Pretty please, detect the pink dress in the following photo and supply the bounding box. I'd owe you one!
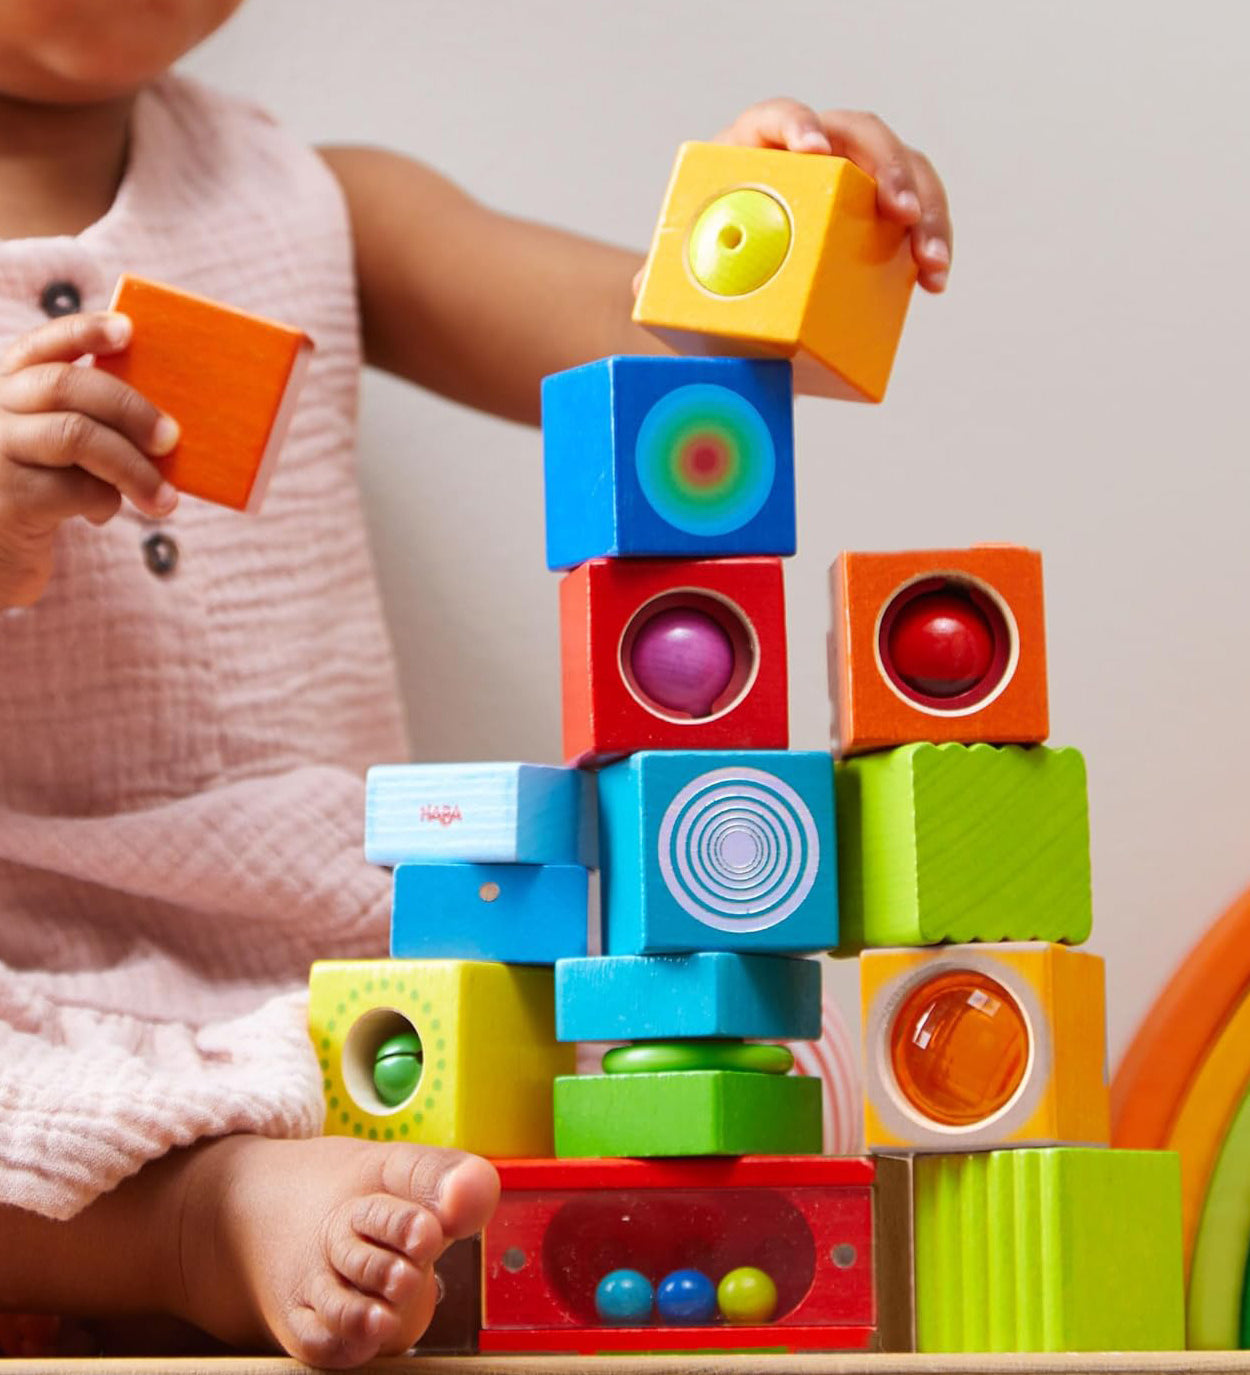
[0,74,408,1220]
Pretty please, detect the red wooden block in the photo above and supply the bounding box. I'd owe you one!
[560,557,788,766]
[483,1155,881,1352]
[828,546,1048,757]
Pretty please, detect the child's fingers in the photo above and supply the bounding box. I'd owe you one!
[817,110,924,224]
[0,311,132,375]
[0,463,122,534]
[1,412,177,518]
[908,149,953,291]
[0,363,180,459]
[713,97,833,154]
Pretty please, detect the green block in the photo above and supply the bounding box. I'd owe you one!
[835,743,1092,950]
[553,1070,822,1158]
[914,1148,1184,1353]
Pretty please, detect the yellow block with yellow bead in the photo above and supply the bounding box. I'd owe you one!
[308,958,574,1157]
[633,141,917,402]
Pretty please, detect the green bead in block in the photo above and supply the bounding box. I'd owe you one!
[687,189,792,296]
[554,1069,821,1158]
[836,742,1092,950]
[373,1030,423,1108]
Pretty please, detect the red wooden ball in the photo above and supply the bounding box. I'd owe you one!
[885,590,996,698]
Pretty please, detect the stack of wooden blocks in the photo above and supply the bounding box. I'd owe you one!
[306,140,1189,1358]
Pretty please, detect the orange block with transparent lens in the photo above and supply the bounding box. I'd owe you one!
[861,943,1109,1153]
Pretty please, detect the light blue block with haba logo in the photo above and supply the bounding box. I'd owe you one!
[366,763,597,868]
[597,750,837,956]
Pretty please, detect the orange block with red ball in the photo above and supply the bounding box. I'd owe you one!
[827,546,1048,757]
[559,557,788,767]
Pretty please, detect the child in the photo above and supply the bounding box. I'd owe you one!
[0,1,952,1366]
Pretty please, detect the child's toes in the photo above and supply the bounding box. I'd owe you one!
[329,1228,417,1305]
[375,1144,500,1241]
[350,1191,443,1266]
[310,1272,401,1364]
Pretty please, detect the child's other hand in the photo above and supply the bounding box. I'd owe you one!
[713,98,951,293]
[0,312,180,609]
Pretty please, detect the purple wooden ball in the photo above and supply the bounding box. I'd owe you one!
[630,607,736,717]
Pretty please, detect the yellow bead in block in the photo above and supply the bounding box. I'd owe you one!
[309,959,575,1157]
[860,942,1110,1152]
[633,142,917,402]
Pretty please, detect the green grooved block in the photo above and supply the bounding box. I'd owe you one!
[836,743,1091,950]
[914,1148,1184,1353]
[553,1070,822,1158]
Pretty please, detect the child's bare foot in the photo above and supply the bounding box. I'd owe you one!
[169,1135,499,1368]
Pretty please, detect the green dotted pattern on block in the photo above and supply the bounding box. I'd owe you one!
[318,972,449,1143]
[553,1069,822,1159]
[835,743,1092,950]
[914,1148,1184,1353]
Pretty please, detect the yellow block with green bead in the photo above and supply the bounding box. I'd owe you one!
[308,958,574,1157]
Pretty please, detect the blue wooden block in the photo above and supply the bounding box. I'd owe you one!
[365,763,597,867]
[598,750,838,956]
[542,355,795,569]
[391,863,588,965]
[554,951,822,1042]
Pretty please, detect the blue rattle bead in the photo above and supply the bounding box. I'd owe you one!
[656,1268,716,1324]
[594,1268,654,1325]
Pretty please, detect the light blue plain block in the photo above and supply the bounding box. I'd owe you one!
[365,762,596,867]
[554,951,822,1042]
[391,863,588,965]
[542,355,796,569]
[598,750,838,956]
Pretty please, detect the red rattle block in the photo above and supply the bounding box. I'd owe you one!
[480,1155,914,1353]
[560,557,788,767]
[96,274,312,512]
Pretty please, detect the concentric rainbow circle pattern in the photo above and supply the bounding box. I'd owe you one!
[657,767,820,932]
[634,384,776,536]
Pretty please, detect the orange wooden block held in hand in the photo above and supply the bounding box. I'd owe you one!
[96,275,312,512]
[828,545,1048,756]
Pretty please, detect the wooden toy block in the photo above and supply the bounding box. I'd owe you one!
[913,1148,1184,1352]
[365,762,596,867]
[542,355,795,569]
[835,743,1091,950]
[391,862,588,965]
[420,1235,481,1354]
[632,142,916,403]
[828,546,1048,757]
[481,1155,880,1353]
[95,274,311,512]
[560,557,788,766]
[597,750,836,956]
[308,959,575,1157]
[872,1155,915,1353]
[554,951,821,1042]
[1188,1075,1250,1348]
[860,943,1109,1152]
[553,1069,822,1159]
[1113,882,1250,1149]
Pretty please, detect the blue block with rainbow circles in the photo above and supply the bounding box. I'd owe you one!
[541,355,795,570]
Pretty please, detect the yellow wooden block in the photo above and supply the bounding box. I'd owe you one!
[308,959,575,1157]
[860,942,1110,1152]
[633,142,917,402]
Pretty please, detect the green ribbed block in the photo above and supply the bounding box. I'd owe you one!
[835,743,1092,950]
[914,1148,1184,1353]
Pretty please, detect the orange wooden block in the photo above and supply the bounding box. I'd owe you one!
[559,557,788,767]
[1113,884,1250,1150]
[828,546,1048,757]
[96,275,312,512]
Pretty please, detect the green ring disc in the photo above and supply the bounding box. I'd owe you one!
[602,1041,794,1076]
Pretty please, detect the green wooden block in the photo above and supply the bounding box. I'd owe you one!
[835,743,1092,950]
[553,1070,822,1158]
[914,1148,1184,1353]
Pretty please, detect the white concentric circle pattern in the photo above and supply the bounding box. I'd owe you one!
[657,767,820,931]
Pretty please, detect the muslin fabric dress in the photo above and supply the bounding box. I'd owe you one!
[0,73,407,1220]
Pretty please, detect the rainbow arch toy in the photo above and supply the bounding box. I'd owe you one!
[1113,883,1250,1347]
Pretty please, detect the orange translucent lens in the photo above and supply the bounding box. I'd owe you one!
[889,970,1029,1126]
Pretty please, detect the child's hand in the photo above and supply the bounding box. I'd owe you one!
[0,312,180,608]
[713,98,952,293]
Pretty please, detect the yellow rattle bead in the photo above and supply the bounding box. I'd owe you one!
[687,189,791,296]
[716,1266,779,1324]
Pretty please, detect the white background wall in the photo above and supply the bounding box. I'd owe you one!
[186,0,1250,1068]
